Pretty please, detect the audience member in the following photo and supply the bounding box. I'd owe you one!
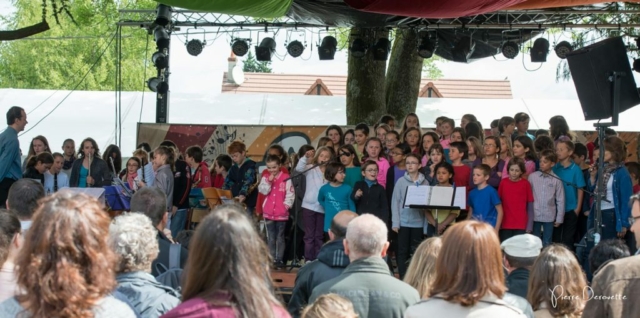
[0,191,136,317]
[588,239,630,278]
[130,187,188,276]
[501,234,542,299]
[0,210,21,302]
[405,221,526,317]
[174,230,195,250]
[301,294,358,318]
[109,213,180,317]
[309,214,420,318]
[289,211,357,317]
[162,204,290,318]
[528,245,587,318]
[5,179,45,231]
[403,237,442,298]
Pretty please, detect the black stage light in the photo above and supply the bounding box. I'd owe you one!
[186,39,204,56]
[555,41,573,59]
[231,39,249,57]
[372,38,391,61]
[154,26,170,51]
[255,37,276,61]
[530,38,550,63]
[287,40,305,58]
[148,77,169,94]
[318,36,337,60]
[151,51,168,69]
[350,38,367,58]
[155,4,172,27]
[417,35,437,59]
[501,41,519,59]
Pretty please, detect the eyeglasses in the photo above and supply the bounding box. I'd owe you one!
[406,162,420,165]
[629,216,640,225]
[365,169,379,173]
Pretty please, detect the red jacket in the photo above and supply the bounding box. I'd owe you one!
[191,162,212,189]
[255,167,289,214]
[258,171,294,221]
[161,295,291,318]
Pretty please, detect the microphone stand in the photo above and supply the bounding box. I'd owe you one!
[283,160,326,272]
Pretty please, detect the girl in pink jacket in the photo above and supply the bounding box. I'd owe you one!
[258,155,295,268]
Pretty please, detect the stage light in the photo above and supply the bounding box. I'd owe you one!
[451,37,476,63]
[186,39,204,56]
[555,41,573,59]
[633,59,640,73]
[350,38,367,58]
[151,52,168,69]
[372,38,391,61]
[255,37,276,61]
[318,36,337,60]
[231,39,249,57]
[155,4,172,27]
[501,41,519,59]
[287,40,305,58]
[154,26,170,51]
[417,35,437,59]
[530,38,550,63]
[147,77,169,94]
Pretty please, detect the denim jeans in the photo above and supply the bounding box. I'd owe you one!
[170,209,188,238]
[533,221,554,247]
[266,220,287,262]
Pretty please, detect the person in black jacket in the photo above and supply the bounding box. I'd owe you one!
[23,153,53,187]
[501,234,542,299]
[159,140,191,238]
[223,141,258,212]
[352,160,389,223]
[288,210,357,318]
[69,138,112,188]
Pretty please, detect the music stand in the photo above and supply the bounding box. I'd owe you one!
[405,185,465,237]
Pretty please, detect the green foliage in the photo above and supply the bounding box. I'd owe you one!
[0,0,157,91]
[241,51,272,73]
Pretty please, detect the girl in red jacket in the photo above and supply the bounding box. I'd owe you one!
[258,155,295,268]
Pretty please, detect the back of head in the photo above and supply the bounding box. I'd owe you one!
[0,209,20,266]
[7,179,45,220]
[182,204,280,317]
[16,190,115,317]
[528,245,587,316]
[329,210,358,239]
[301,294,359,318]
[404,237,443,298]
[345,214,388,259]
[588,239,630,276]
[429,221,505,306]
[109,213,159,274]
[130,187,167,228]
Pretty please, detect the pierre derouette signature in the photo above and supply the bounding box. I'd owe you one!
[549,285,627,308]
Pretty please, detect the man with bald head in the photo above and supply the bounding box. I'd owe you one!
[309,214,419,318]
[288,210,357,317]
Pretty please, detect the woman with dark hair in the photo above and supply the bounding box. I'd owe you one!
[0,210,21,303]
[162,204,290,318]
[343,129,356,146]
[549,115,573,144]
[121,157,142,191]
[464,122,484,142]
[587,136,635,252]
[23,152,54,186]
[325,125,344,155]
[69,137,112,188]
[0,192,136,317]
[405,221,525,317]
[22,135,51,172]
[460,114,478,129]
[470,136,505,190]
[160,140,191,238]
[103,144,123,176]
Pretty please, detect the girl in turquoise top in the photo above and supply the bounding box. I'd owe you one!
[317,162,356,233]
[338,144,362,189]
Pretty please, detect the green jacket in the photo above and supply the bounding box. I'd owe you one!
[309,256,419,318]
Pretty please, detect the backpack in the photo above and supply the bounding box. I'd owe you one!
[155,243,183,292]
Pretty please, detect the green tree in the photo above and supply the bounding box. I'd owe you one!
[242,51,273,73]
[0,0,156,91]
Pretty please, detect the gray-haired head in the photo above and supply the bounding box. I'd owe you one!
[345,214,389,261]
[109,213,159,273]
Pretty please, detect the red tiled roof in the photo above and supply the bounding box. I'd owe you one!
[221,72,513,99]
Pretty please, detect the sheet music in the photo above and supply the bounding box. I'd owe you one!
[430,187,454,206]
[453,187,467,210]
[404,185,431,208]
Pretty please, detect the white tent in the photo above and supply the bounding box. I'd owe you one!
[1,88,637,155]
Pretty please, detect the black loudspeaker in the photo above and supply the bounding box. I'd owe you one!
[566,37,640,121]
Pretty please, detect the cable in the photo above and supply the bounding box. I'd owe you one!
[139,34,150,123]
[26,90,59,115]
[19,30,117,137]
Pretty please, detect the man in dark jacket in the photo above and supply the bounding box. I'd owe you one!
[309,214,419,318]
[501,234,542,299]
[288,210,357,317]
[131,187,188,277]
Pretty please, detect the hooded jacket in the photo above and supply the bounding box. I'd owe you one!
[115,271,180,318]
[391,172,429,229]
[287,239,350,318]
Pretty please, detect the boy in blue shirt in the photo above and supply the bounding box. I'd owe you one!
[552,140,585,252]
[467,164,503,231]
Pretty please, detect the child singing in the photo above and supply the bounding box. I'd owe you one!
[425,162,460,236]
[498,158,534,242]
[318,162,356,235]
[362,137,390,188]
[351,160,389,222]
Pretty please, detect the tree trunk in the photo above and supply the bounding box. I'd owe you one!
[385,29,424,121]
[0,21,50,41]
[346,27,388,125]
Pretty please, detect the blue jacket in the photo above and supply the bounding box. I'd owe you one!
[587,166,633,232]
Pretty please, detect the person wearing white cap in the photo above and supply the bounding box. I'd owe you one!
[501,234,543,299]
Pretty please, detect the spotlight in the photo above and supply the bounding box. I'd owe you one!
[555,41,573,59]
[186,39,204,56]
[501,41,519,59]
[255,37,276,61]
[633,59,640,73]
[287,40,305,58]
[350,38,367,58]
[451,37,476,63]
[417,35,437,59]
[372,38,391,61]
[530,38,550,63]
[231,39,250,57]
[154,26,170,51]
[318,36,337,60]
[155,4,172,27]
[151,51,168,69]
[147,77,169,94]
